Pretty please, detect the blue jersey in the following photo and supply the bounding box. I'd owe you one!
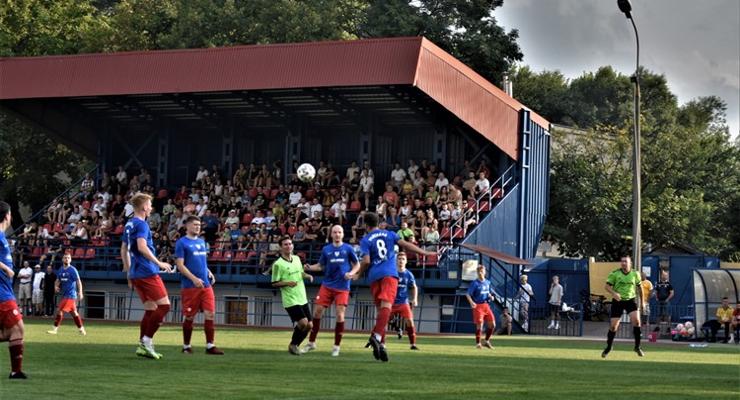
[467,278,492,304]
[318,243,359,291]
[0,232,15,302]
[175,236,211,289]
[58,265,80,299]
[122,217,159,279]
[394,269,416,305]
[360,229,401,283]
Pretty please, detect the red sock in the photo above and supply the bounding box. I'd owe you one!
[54,314,63,327]
[475,328,482,344]
[485,327,494,341]
[309,318,321,342]
[145,304,170,338]
[9,340,23,373]
[373,307,392,337]
[183,319,194,345]
[73,314,83,329]
[140,310,153,340]
[406,325,416,345]
[204,319,215,344]
[334,321,344,346]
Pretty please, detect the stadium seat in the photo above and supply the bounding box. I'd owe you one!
[210,250,223,262]
[440,227,451,239]
[466,199,476,209]
[84,248,96,259]
[157,188,169,199]
[492,188,503,199]
[279,225,286,235]
[234,251,248,261]
[270,188,279,199]
[30,246,45,258]
[262,188,272,199]
[419,253,438,266]
[452,228,465,239]
[43,224,52,233]
[82,200,91,210]
[53,223,64,233]
[287,225,297,236]
[479,201,490,212]
[73,248,86,258]
[111,225,124,235]
[222,251,233,261]
[241,213,253,225]
[348,200,362,212]
[248,188,259,198]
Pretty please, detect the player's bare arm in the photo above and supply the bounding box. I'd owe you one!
[398,239,436,257]
[345,261,361,281]
[466,294,476,309]
[136,237,173,272]
[304,263,323,272]
[302,272,314,283]
[605,283,620,301]
[410,284,418,308]
[77,278,84,301]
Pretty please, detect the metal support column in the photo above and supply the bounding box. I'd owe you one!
[157,125,170,187]
[222,121,234,179]
[518,110,532,259]
[434,125,447,172]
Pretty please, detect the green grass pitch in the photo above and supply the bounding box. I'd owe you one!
[2,320,738,399]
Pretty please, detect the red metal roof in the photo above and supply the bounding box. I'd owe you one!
[461,243,534,265]
[0,37,548,160]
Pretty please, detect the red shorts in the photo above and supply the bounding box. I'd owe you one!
[132,275,168,303]
[314,285,349,308]
[181,287,216,317]
[391,303,413,320]
[58,298,78,313]
[0,300,23,330]
[472,303,494,324]
[370,276,398,306]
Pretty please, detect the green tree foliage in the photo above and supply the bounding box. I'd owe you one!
[517,66,739,260]
[359,0,522,84]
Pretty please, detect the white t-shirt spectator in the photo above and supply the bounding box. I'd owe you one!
[289,191,302,206]
[390,168,406,184]
[123,203,135,218]
[116,170,127,184]
[214,184,224,197]
[195,168,209,181]
[408,164,418,179]
[475,177,490,193]
[434,177,449,192]
[360,175,374,193]
[549,283,563,305]
[346,165,360,180]
[92,201,106,215]
[299,201,311,217]
[310,203,323,219]
[33,269,45,292]
[225,215,240,226]
[18,266,33,285]
[251,216,266,225]
[520,283,533,303]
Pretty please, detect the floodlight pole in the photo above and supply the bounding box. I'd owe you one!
[618,0,641,270]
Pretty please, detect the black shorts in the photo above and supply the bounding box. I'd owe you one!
[285,303,312,323]
[610,298,638,318]
[549,303,560,314]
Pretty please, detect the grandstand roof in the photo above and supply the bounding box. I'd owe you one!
[461,243,534,266]
[0,37,548,160]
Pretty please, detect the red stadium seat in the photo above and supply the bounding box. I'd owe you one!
[73,248,86,258]
[348,200,362,212]
[82,201,91,210]
[210,250,223,262]
[234,251,248,261]
[492,188,503,199]
[287,225,297,236]
[479,201,490,212]
[279,225,286,235]
[111,225,124,235]
[440,228,450,239]
[84,248,96,259]
[222,251,233,261]
[241,213,253,225]
[466,199,476,209]
[270,189,279,199]
[262,188,272,199]
[157,188,169,199]
[452,228,465,239]
[248,188,259,198]
[419,253,438,266]
[53,223,64,233]
[43,224,52,233]
[30,247,45,258]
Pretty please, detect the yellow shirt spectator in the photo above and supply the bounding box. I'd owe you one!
[716,306,733,323]
[640,280,653,304]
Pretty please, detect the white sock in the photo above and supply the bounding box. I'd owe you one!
[142,336,153,347]
[373,333,382,341]
[183,344,192,349]
[206,343,215,349]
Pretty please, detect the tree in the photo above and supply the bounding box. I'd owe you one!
[535,64,740,260]
[359,0,523,84]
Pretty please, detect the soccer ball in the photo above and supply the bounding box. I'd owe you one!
[297,163,316,182]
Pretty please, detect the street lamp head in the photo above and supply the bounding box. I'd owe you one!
[617,0,633,18]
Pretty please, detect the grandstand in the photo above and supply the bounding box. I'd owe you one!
[0,37,551,335]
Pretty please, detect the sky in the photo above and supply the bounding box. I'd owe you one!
[495,0,740,138]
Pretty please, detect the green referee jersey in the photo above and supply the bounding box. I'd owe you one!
[606,268,641,301]
[271,255,307,308]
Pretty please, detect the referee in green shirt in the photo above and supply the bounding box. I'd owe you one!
[272,235,314,355]
[602,256,644,358]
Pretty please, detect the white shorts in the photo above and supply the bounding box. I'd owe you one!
[33,290,44,304]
